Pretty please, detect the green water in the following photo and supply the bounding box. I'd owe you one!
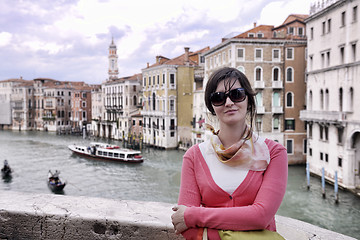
[1,130,359,239]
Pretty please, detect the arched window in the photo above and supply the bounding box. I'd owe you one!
[320,89,324,110]
[152,92,156,111]
[309,90,313,110]
[286,67,293,82]
[339,88,343,111]
[255,67,262,81]
[286,92,293,107]
[273,67,280,81]
[325,89,329,110]
[237,66,245,73]
[133,96,137,106]
[349,87,354,111]
[273,92,280,107]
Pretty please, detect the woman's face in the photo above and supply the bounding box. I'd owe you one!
[212,78,248,126]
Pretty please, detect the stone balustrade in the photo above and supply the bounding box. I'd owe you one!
[0,191,356,240]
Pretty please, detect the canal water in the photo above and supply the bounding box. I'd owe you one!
[0,130,359,239]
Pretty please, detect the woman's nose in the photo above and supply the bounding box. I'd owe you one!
[224,95,234,106]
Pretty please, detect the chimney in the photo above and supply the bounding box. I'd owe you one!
[147,62,149,68]
[254,22,257,28]
[184,47,190,64]
[156,56,160,64]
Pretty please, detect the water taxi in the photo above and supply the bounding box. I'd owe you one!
[68,142,144,163]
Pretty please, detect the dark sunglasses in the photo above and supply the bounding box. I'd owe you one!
[210,88,246,106]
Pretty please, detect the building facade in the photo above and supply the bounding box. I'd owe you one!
[141,47,208,149]
[201,15,308,164]
[300,0,360,189]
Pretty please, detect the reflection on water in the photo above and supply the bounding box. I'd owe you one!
[0,130,359,239]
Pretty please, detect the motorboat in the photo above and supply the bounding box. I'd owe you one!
[68,142,144,163]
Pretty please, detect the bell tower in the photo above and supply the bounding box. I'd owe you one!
[108,37,119,81]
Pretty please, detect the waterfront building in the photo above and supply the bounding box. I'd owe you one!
[10,79,34,130]
[0,78,28,129]
[141,47,208,149]
[300,0,360,190]
[201,15,308,164]
[96,38,143,140]
[101,74,142,140]
[70,83,93,131]
[90,85,102,137]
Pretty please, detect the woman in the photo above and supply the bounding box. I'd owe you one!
[171,67,288,239]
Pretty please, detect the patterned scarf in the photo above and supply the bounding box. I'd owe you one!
[205,124,270,171]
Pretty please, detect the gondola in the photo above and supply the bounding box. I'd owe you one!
[47,170,66,192]
[1,167,12,178]
[1,160,12,178]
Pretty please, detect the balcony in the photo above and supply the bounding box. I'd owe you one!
[299,110,347,125]
[272,106,283,114]
[257,106,265,114]
[272,81,283,89]
[253,81,265,89]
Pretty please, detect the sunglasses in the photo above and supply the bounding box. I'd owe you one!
[210,88,246,106]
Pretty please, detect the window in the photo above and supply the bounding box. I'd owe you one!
[326,51,330,67]
[272,49,280,61]
[288,27,294,35]
[353,6,358,22]
[237,66,245,73]
[255,67,262,81]
[256,117,262,131]
[170,99,175,111]
[153,76,155,85]
[339,88,343,111]
[285,119,295,130]
[163,74,165,84]
[322,21,326,34]
[349,87,354,111]
[286,48,294,60]
[337,127,344,144]
[340,46,345,64]
[170,74,175,85]
[309,148,312,156]
[286,92,293,107]
[255,49,262,61]
[320,152,323,160]
[321,53,325,68]
[286,139,293,154]
[303,139,307,154]
[257,33,263,38]
[338,157,342,167]
[273,92,280,107]
[352,43,357,62]
[273,117,279,131]
[248,33,255,38]
[341,11,346,26]
[327,19,331,33]
[310,27,314,40]
[237,48,244,60]
[286,67,293,82]
[298,27,304,36]
[273,67,280,81]
[256,92,263,107]
[319,89,324,110]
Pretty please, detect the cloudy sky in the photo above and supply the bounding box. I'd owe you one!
[0,0,314,84]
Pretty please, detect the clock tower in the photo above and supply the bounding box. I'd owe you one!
[108,37,119,80]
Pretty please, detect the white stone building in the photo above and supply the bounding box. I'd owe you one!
[300,0,360,189]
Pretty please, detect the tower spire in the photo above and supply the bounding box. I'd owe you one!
[108,37,119,81]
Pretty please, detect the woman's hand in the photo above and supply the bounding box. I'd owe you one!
[171,205,188,234]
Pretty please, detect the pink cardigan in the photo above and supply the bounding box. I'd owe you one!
[178,139,288,240]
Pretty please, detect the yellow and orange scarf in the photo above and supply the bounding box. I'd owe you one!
[206,124,270,171]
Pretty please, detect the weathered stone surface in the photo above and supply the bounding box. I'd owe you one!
[0,191,356,240]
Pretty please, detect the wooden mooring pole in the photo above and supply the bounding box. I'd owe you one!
[306,162,310,190]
